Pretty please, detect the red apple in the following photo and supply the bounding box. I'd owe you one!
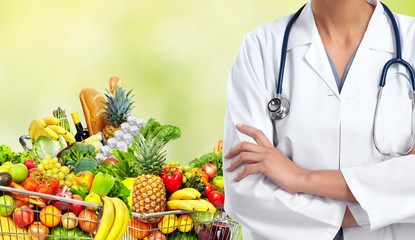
[102,157,119,166]
[202,163,217,179]
[69,195,84,215]
[13,205,34,227]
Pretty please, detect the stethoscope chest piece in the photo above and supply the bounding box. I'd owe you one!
[268,96,290,120]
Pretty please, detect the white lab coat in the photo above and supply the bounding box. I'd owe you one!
[223,0,415,239]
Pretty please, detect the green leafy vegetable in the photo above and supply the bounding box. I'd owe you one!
[0,145,13,165]
[70,183,89,199]
[12,150,36,164]
[189,152,223,176]
[60,143,96,166]
[138,118,181,144]
[32,136,66,159]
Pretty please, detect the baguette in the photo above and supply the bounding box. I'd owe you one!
[79,88,106,135]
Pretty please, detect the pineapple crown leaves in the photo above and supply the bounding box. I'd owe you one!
[131,133,167,175]
[102,85,135,127]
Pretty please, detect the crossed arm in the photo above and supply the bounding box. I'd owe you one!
[225,124,358,227]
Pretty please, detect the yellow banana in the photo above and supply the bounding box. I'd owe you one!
[95,197,115,240]
[181,188,201,198]
[46,125,76,144]
[61,132,76,144]
[112,198,130,240]
[168,188,200,201]
[33,127,59,141]
[28,119,46,142]
[42,116,60,125]
[185,200,209,212]
[167,200,195,211]
[196,199,217,213]
[47,125,68,135]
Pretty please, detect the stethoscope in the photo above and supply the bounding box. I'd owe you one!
[268,3,415,156]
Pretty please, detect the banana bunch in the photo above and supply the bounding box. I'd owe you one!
[95,197,130,240]
[167,188,216,213]
[28,116,76,144]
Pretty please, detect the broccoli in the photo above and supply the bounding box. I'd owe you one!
[60,143,96,166]
[74,157,97,175]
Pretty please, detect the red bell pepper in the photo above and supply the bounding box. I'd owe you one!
[160,166,183,192]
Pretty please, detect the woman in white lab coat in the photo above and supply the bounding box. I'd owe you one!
[223,0,415,239]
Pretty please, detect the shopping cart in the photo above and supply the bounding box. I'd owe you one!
[0,185,101,240]
[123,208,242,240]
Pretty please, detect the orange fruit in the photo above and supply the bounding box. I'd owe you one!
[128,217,149,239]
[40,205,61,227]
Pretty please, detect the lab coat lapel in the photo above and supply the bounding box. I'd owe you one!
[287,2,340,98]
[340,0,395,95]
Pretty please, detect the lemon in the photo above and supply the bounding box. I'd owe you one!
[157,214,178,234]
[177,214,193,232]
[85,193,101,210]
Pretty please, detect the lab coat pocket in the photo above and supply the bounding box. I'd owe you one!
[375,99,413,156]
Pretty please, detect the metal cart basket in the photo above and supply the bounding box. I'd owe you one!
[0,185,101,240]
[123,208,242,240]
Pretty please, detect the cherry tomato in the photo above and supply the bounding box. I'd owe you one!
[22,177,39,192]
[36,185,53,202]
[208,191,225,207]
[28,168,43,178]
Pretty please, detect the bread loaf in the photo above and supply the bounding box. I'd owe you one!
[79,88,106,136]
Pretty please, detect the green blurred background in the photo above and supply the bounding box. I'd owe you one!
[0,0,413,164]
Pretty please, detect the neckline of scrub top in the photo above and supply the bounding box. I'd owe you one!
[324,46,360,93]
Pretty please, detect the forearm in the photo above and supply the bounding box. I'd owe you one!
[299,170,357,202]
[342,206,358,227]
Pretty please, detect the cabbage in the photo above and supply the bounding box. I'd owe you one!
[32,136,67,159]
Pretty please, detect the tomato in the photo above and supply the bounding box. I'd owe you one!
[43,177,59,193]
[204,183,214,197]
[36,185,53,202]
[28,168,43,178]
[22,177,39,192]
[208,191,225,207]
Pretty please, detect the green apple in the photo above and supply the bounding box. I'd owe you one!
[7,164,28,183]
[0,195,14,216]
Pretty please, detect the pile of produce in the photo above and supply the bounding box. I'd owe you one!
[0,76,238,240]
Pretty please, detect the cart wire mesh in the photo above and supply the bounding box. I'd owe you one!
[123,208,242,240]
[0,185,101,240]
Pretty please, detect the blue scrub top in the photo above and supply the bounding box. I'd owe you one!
[325,47,359,93]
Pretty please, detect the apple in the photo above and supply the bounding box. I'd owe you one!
[13,205,34,227]
[69,195,85,215]
[8,164,28,183]
[102,157,119,166]
[202,163,217,179]
[0,195,15,216]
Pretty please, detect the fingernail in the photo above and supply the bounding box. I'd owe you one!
[236,124,243,128]
[224,154,229,159]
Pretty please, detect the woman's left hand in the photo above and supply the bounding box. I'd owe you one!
[225,124,309,193]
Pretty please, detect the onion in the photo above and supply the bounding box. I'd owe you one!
[54,186,73,210]
[198,227,214,240]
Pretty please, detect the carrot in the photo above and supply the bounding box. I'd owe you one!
[10,182,47,207]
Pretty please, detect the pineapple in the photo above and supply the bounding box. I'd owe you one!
[102,85,134,139]
[131,134,167,223]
